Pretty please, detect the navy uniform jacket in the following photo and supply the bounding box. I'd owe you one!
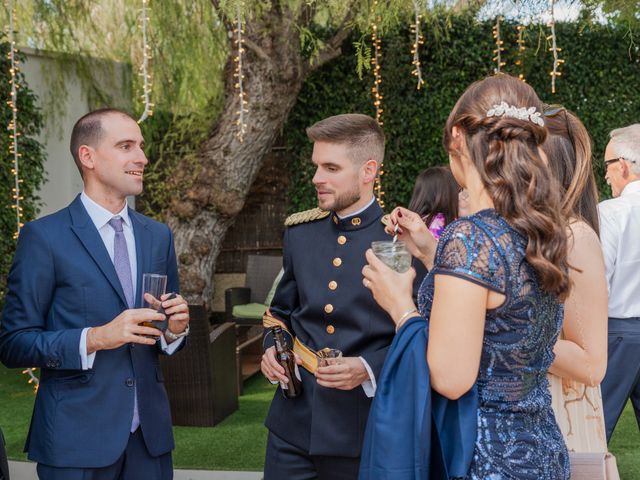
[264,200,395,458]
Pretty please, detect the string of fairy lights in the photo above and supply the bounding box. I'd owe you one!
[137,0,153,123]
[370,0,385,208]
[515,24,527,82]
[4,0,39,391]
[492,16,506,74]
[233,0,248,142]
[547,0,564,93]
[410,0,425,90]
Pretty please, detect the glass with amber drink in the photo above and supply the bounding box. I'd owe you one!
[140,273,168,333]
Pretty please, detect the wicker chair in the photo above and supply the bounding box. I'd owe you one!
[160,305,238,426]
[225,254,282,394]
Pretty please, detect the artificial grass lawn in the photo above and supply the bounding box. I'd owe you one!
[1,363,638,475]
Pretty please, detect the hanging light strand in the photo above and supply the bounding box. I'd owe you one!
[370,0,384,207]
[410,0,425,90]
[492,16,506,74]
[137,0,153,123]
[233,1,248,142]
[547,0,564,94]
[5,0,38,392]
[515,24,526,82]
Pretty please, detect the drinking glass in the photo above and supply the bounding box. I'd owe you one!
[317,348,343,367]
[140,273,168,332]
[371,240,412,273]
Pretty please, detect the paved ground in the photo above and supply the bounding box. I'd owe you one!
[9,461,263,479]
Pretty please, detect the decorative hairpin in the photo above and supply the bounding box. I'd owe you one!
[486,101,544,127]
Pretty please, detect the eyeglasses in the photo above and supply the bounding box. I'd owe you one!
[604,157,623,174]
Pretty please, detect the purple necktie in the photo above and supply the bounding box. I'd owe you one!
[108,217,134,308]
[109,216,140,432]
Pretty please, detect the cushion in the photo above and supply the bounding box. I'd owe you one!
[232,303,267,320]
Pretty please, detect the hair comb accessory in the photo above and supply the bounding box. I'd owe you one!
[486,101,544,127]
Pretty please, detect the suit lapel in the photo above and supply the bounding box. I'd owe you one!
[130,209,152,308]
[68,195,129,308]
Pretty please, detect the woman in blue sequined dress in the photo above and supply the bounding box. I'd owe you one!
[362,75,572,479]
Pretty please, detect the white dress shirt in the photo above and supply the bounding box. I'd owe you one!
[79,192,183,431]
[598,180,640,318]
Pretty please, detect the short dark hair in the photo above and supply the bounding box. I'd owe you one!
[70,108,136,176]
[306,113,385,164]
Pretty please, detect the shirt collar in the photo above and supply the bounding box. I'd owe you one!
[331,196,382,232]
[336,196,376,220]
[80,191,131,231]
[620,180,640,197]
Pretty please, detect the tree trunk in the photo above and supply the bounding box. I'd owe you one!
[165,6,346,307]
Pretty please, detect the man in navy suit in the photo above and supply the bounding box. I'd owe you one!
[260,114,395,479]
[0,109,190,479]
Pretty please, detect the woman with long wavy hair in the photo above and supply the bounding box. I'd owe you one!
[543,106,609,454]
[362,74,571,479]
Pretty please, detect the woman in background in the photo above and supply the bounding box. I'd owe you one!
[408,166,459,240]
[543,105,609,454]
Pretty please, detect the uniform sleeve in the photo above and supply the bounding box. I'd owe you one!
[263,227,296,349]
[0,223,84,370]
[431,218,507,294]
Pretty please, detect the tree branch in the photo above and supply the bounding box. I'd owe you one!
[210,0,235,40]
[307,0,357,73]
[244,37,272,64]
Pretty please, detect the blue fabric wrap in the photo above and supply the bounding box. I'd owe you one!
[359,316,477,480]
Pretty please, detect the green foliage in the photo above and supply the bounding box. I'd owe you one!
[286,12,640,212]
[137,105,221,221]
[0,40,46,303]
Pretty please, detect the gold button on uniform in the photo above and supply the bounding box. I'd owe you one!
[328,281,338,290]
[326,325,335,334]
[324,304,334,314]
[333,257,342,267]
[337,235,347,245]
[351,217,361,226]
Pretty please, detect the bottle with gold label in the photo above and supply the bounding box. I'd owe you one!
[272,326,303,398]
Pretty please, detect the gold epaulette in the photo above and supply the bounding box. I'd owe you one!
[381,214,390,226]
[284,208,331,227]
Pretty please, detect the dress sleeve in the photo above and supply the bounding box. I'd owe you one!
[431,218,507,294]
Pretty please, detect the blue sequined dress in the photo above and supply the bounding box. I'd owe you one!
[418,209,570,480]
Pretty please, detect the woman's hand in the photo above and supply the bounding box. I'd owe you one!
[362,249,416,328]
[386,207,437,270]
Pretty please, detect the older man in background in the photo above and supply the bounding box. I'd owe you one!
[598,123,640,442]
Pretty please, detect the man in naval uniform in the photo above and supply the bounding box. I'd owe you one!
[260,114,395,479]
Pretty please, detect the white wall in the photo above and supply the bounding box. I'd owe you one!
[19,48,131,217]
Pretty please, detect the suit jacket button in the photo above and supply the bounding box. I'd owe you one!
[333,257,342,267]
[337,235,347,245]
[326,325,335,334]
[328,281,338,290]
[126,378,135,387]
[324,304,334,314]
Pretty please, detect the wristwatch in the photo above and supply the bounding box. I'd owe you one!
[165,324,190,341]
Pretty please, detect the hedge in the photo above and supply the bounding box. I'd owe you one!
[0,40,46,306]
[285,12,640,212]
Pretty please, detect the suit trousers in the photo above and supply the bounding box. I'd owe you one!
[264,431,360,480]
[36,429,172,480]
[601,317,640,442]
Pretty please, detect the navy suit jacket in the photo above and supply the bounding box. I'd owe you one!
[0,195,180,468]
[264,201,396,457]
